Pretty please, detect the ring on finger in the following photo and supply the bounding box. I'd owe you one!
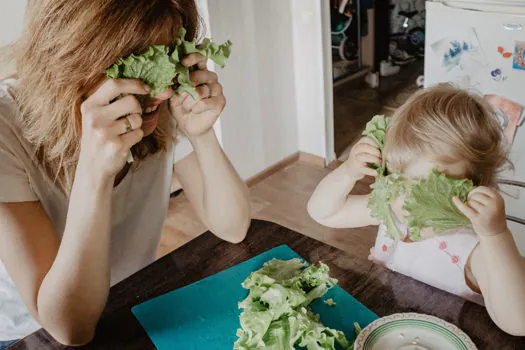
[200,84,211,99]
[124,116,133,133]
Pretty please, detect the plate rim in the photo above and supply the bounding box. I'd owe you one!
[354,312,478,350]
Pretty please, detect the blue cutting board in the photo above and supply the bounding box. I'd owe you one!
[132,245,378,349]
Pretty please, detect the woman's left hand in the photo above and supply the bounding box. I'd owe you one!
[169,53,226,138]
[453,186,508,237]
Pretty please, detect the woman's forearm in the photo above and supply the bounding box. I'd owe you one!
[190,130,250,243]
[307,165,357,221]
[478,229,525,335]
[37,166,113,345]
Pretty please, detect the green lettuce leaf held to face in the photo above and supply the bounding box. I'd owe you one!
[362,115,389,150]
[363,115,407,239]
[234,258,357,350]
[170,28,232,98]
[368,172,407,240]
[105,45,176,96]
[403,169,474,241]
[362,115,390,176]
[105,28,232,98]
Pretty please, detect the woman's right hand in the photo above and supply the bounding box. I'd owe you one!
[345,136,382,181]
[78,79,151,179]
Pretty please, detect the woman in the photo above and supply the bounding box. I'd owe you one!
[0,0,251,347]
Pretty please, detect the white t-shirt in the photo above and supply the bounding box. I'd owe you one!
[0,79,194,341]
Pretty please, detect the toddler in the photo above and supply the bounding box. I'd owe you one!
[308,84,525,336]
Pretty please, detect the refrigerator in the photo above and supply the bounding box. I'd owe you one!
[424,0,525,255]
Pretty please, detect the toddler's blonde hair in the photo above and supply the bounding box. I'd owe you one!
[383,84,510,186]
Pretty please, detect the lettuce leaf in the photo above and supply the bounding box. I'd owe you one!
[105,28,232,98]
[234,259,355,350]
[295,308,350,350]
[171,28,232,98]
[174,28,232,68]
[324,298,336,307]
[368,172,407,240]
[362,115,390,176]
[362,115,389,150]
[369,168,474,241]
[261,316,294,349]
[403,169,474,241]
[362,115,405,240]
[106,45,176,96]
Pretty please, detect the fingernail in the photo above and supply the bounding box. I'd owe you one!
[144,86,151,93]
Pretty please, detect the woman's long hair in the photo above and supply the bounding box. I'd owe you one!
[12,0,200,194]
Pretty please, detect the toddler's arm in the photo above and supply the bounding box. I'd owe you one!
[308,137,380,228]
[454,188,525,336]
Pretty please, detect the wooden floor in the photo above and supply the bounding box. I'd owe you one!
[157,160,378,260]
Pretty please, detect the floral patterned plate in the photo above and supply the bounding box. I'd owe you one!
[354,313,477,350]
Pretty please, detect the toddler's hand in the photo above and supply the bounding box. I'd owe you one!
[345,136,382,181]
[453,187,508,236]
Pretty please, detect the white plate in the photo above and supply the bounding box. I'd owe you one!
[354,313,478,350]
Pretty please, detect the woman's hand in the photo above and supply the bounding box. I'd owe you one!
[79,79,150,179]
[169,53,249,243]
[345,136,382,181]
[453,187,508,236]
[169,53,226,138]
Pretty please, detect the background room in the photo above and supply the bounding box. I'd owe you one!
[2,0,524,257]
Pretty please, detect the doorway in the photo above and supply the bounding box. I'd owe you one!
[329,0,426,161]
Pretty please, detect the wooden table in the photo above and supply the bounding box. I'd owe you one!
[10,220,525,349]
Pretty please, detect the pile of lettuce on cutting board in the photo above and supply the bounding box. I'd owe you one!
[234,258,360,350]
[363,115,475,241]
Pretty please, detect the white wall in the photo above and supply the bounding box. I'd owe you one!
[0,0,27,78]
[207,0,329,179]
[290,0,328,160]
[320,0,336,164]
[0,0,26,47]
[207,0,301,179]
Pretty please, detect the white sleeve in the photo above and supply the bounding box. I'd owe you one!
[172,129,194,165]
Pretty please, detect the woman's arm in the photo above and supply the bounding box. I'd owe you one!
[455,188,525,336]
[170,53,250,243]
[307,137,380,228]
[174,132,250,243]
[0,79,152,345]
[38,169,114,344]
[0,173,113,346]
